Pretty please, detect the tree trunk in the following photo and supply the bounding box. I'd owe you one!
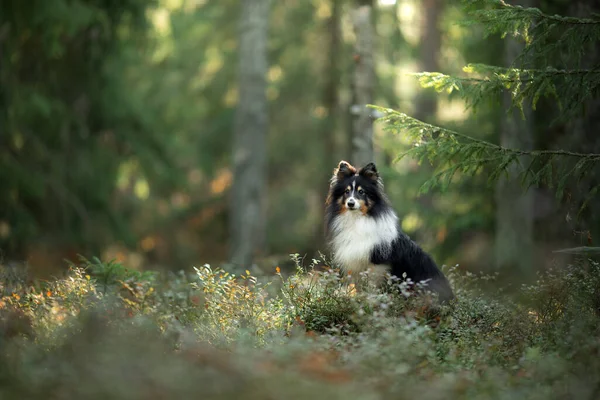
[414,0,441,122]
[494,28,534,275]
[316,0,342,244]
[560,0,600,248]
[350,3,376,168]
[229,0,270,270]
[410,0,442,212]
[322,0,341,166]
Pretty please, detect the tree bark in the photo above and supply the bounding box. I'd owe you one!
[494,24,535,275]
[322,0,341,166]
[229,0,270,269]
[410,0,443,214]
[316,0,342,244]
[350,3,376,168]
[414,0,441,122]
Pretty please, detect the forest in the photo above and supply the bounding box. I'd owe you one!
[1,0,599,398]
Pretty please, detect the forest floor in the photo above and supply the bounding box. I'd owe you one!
[0,255,599,400]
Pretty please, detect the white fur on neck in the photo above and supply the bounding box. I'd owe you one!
[329,210,398,274]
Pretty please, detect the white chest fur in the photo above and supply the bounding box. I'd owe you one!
[329,210,398,274]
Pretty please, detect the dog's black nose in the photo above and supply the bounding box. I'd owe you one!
[347,199,356,208]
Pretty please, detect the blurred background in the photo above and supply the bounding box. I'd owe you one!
[1,0,597,280]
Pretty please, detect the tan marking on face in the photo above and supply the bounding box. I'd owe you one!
[337,196,348,213]
[359,201,368,215]
[357,186,363,192]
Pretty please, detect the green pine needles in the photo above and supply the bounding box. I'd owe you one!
[376,0,600,213]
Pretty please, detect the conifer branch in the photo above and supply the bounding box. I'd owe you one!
[372,106,600,197]
[377,1,600,212]
[462,0,600,69]
[416,66,600,85]
[466,0,600,26]
[413,64,600,120]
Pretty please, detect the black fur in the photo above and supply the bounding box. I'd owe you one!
[325,161,454,303]
[371,233,455,302]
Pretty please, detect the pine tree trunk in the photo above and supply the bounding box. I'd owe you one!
[229,0,270,270]
[494,29,534,275]
[350,3,376,168]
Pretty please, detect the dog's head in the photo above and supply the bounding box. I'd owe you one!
[326,160,385,215]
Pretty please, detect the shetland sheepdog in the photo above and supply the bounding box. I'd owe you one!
[325,160,454,302]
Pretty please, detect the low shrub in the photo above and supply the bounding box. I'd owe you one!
[0,255,598,399]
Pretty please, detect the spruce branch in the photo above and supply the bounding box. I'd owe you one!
[372,106,600,201]
[413,63,600,120]
[461,0,600,68]
[465,0,600,27]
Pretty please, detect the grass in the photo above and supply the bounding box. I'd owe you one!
[1,254,599,399]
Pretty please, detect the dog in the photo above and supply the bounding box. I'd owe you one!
[324,160,454,302]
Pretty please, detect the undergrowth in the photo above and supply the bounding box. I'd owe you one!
[0,255,599,399]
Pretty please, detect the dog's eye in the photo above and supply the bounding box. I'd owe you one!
[358,189,364,195]
[345,188,350,194]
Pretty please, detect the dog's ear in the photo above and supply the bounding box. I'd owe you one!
[358,162,379,182]
[333,160,356,181]
[329,161,356,191]
[327,161,356,204]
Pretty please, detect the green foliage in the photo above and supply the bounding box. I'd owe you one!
[412,1,600,121]
[377,0,600,217]
[1,0,374,265]
[375,107,600,207]
[0,0,174,255]
[0,0,507,272]
[191,264,286,345]
[79,256,157,294]
[463,0,600,65]
[413,64,600,120]
[1,255,600,399]
[279,255,360,334]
